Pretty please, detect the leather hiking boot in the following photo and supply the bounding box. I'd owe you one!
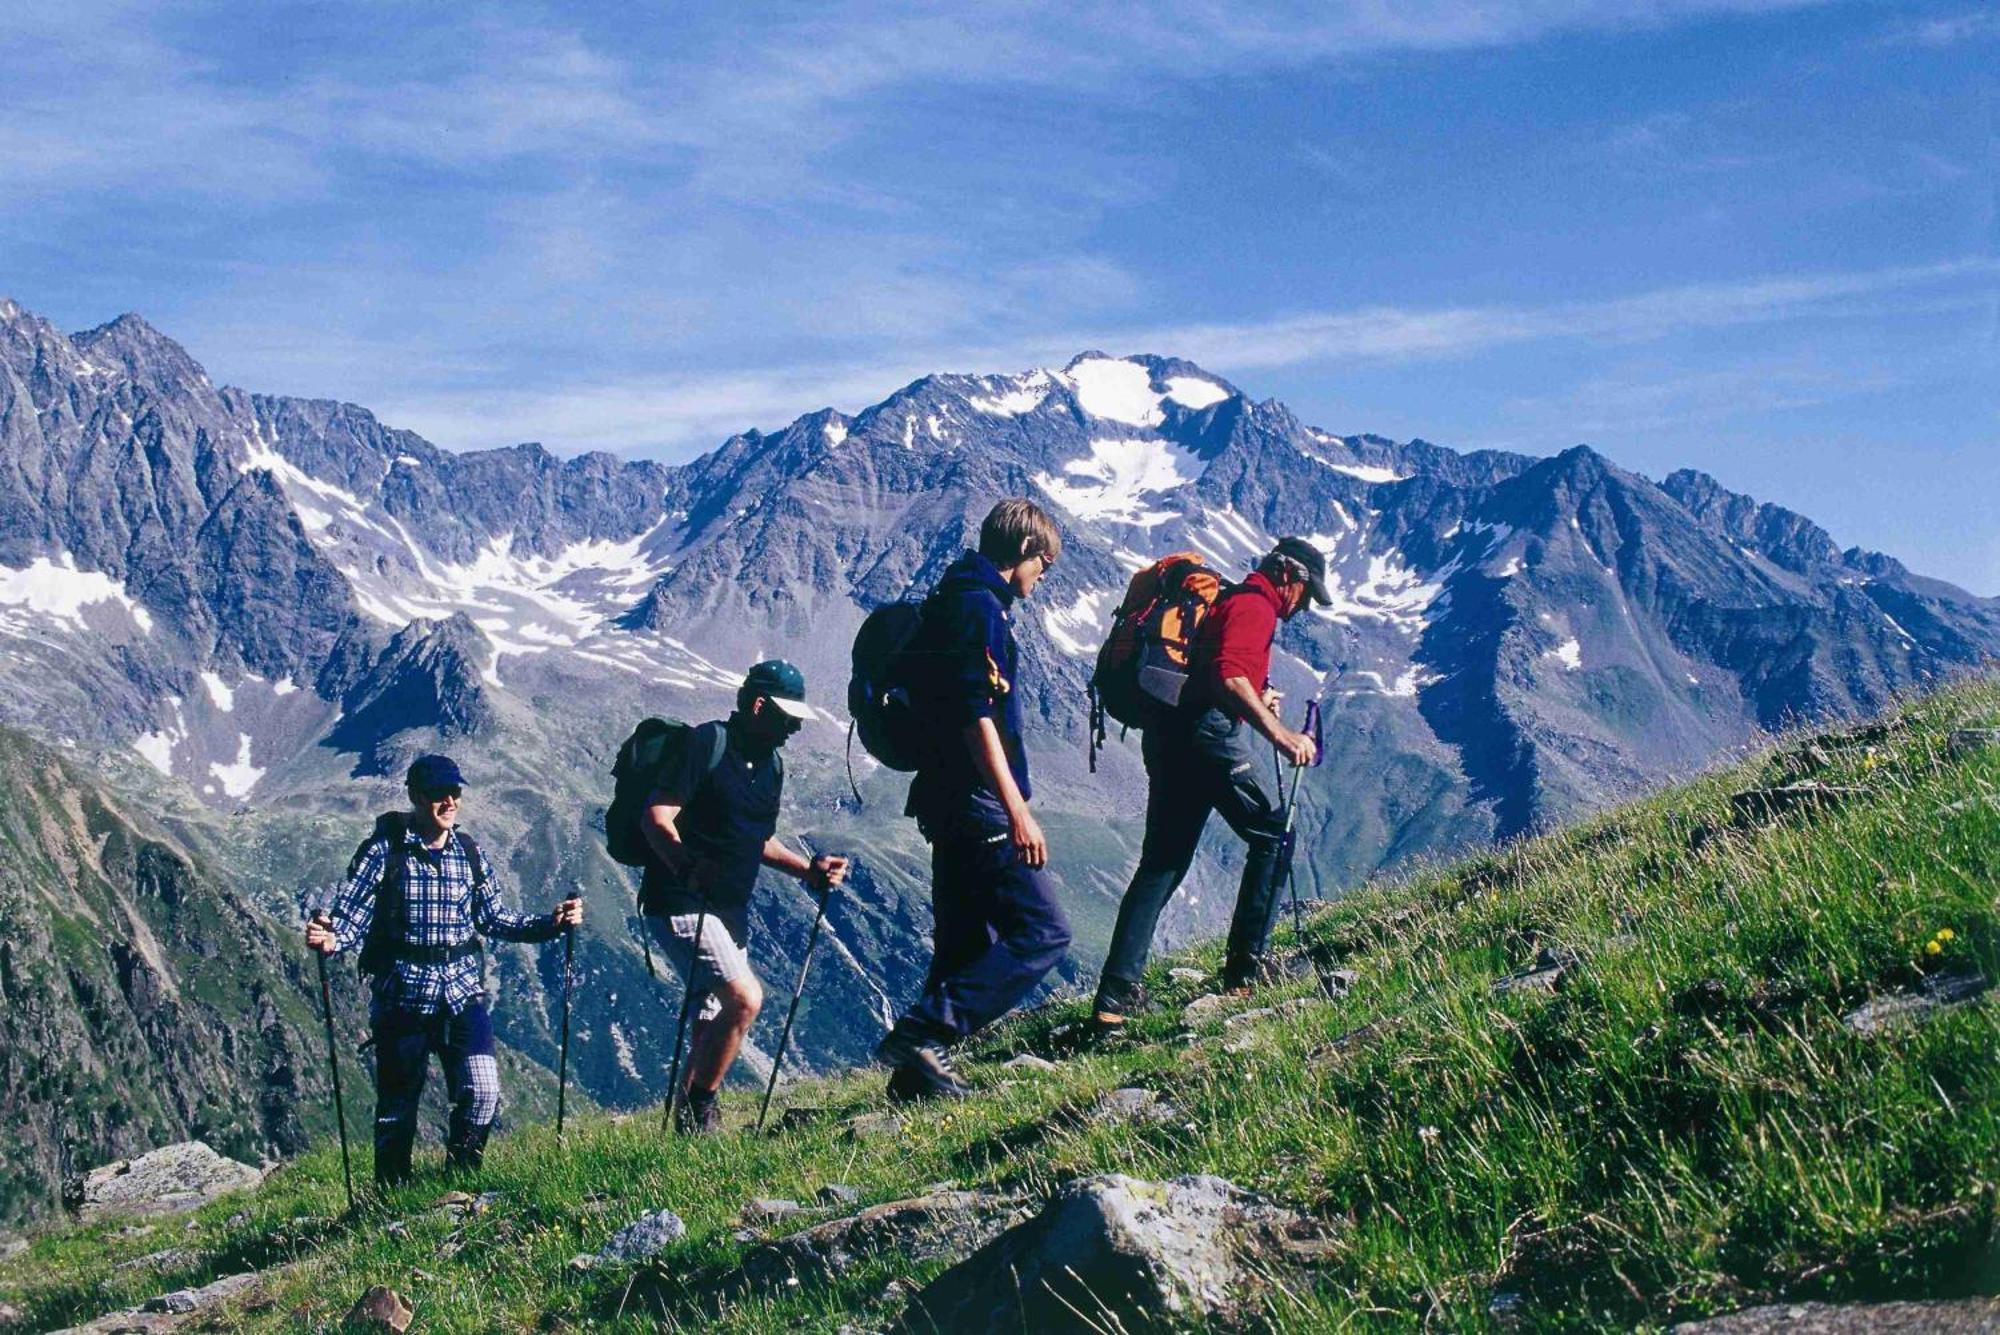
[674,1091,723,1136]
[1085,1011,1134,1048]
[876,1031,970,1102]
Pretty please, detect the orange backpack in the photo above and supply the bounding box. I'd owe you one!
[1088,552,1228,766]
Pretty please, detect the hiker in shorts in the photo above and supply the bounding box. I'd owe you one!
[874,499,1074,1101]
[1089,537,1330,1038]
[306,754,584,1186]
[637,659,849,1134]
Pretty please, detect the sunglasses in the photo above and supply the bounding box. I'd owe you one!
[418,786,463,804]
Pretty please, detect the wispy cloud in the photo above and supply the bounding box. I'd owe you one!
[368,258,2000,455]
[1881,10,2000,47]
[1122,259,2000,372]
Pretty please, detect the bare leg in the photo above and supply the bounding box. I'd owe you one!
[684,975,763,1094]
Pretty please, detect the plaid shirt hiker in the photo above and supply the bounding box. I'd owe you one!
[325,821,559,1015]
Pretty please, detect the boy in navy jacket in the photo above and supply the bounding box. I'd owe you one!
[875,499,1073,1100]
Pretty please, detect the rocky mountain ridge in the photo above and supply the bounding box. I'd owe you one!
[1,296,1995,1201]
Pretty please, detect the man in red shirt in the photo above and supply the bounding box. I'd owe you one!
[1091,537,1329,1032]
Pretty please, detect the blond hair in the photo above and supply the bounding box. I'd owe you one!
[978,498,1063,567]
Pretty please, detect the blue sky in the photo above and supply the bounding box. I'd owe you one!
[4,1,1996,590]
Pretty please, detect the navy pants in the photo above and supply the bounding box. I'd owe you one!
[1096,707,1286,1008]
[899,795,1072,1042]
[370,1002,500,1185]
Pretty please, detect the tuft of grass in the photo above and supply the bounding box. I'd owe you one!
[5,679,2000,1330]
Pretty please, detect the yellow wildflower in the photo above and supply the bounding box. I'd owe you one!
[1925,940,1943,957]
[1937,928,1956,942]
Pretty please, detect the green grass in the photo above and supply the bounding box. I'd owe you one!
[6,679,2000,1331]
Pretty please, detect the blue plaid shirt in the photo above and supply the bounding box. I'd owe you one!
[325,820,559,1015]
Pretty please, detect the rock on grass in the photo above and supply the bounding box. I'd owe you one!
[597,1209,688,1264]
[897,1174,1325,1331]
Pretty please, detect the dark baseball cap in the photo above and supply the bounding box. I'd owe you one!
[741,659,817,721]
[1270,537,1333,607]
[407,753,465,792]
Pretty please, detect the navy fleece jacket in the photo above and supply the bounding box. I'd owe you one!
[905,550,1031,821]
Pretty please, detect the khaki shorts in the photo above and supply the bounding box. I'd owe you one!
[644,913,754,1022]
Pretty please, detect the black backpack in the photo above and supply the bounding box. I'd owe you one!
[353,811,486,978]
[604,718,731,867]
[848,600,932,775]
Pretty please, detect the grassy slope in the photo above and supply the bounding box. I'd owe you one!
[5,678,1999,1331]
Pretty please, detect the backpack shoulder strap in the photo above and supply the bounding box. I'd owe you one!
[455,830,486,886]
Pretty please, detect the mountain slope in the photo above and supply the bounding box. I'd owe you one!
[2,297,1998,1127]
[5,677,1995,1331]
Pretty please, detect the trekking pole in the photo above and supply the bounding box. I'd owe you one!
[310,915,356,1214]
[756,879,831,1133]
[1277,701,1334,993]
[555,899,577,1139]
[661,879,713,1134]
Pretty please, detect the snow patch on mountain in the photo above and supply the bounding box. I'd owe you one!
[1316,553,1447,632]
[1044,589,1112,657]
[967,370,1053,416]
[1034,437,1204,527]
[132,697,188,777]
[200,671,235,712]
[823,420,848,447]
[1546,638,1583,671]
[0,555,155,635]
[1164,376,1229,410]
[209,733,263,799]
[1196,505,1271,562]
[1329,461,1408,484]
[1341,665,1438,698]
[1063,357,1165,427]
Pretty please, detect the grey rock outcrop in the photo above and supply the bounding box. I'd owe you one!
[1843,969,1990,1035]
[898,1174,1323,1331]
[743,1189,1028,1291]
[596,1209,688,1264]
[78,1143,262,1221]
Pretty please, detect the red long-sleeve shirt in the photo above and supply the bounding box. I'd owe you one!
[1188,571,1282,713]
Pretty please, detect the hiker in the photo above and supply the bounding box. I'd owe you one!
[636,659,850,1134]
[875,498,1073,1100]
[1089,537,1330,1037]
[306,754,584,1186]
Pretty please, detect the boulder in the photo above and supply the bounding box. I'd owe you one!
[79,1143,264,1221]
[742,1189,1028,1291]
[1180,993,1238,1027]
[1003,1053,1059,1073]
[43,1271,265,1334]
[1672,1297,2000,1332]
[0,1236,24,1259]
[843,1111,903,1142]
[1092,1088,1177,1125]
[816,1184,862,1208]
[1844,969,1990,1035]
[1168,968,1208,984]
[1492,947,1580,997]
[897,1174,1325,1331]
[597,1209,687,1264]
[344,1285,413,1331]
[1729,783,1862,827]
[1947,729,2000,759]
[743,1198,806,1224]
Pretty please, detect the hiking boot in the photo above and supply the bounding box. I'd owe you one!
[1085,1011,1134,1049]
[876,1030,971,1102]
[674,1090,723,1136]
